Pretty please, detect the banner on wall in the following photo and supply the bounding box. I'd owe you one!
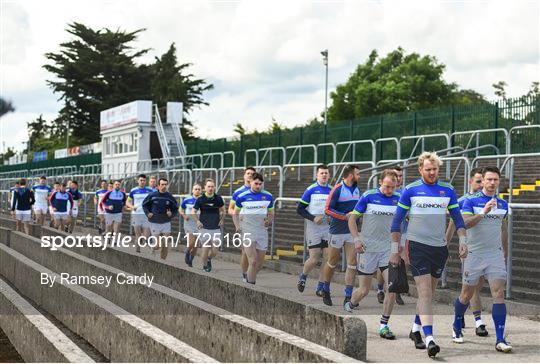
[32,151,48,162]
[100,100,152,131]
[54,149,68,159]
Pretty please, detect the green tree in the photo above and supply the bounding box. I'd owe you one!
[43,22,152,144]
[327,47,486,122]
[233,122,247,136]
[0,147,15,164]
[0,98,15,118]
[492,81,507,99]
[150,43,214,139]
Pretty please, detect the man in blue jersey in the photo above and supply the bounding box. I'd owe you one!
[296,164,332,296]
[180,183,202,267]
[99,180,127,235]
[94,180,108,234]
[321,164,361,306]
[235,173,274,284]
[451,166,512,353]
[229,166,256,281]
[346,170,400,340]
[67,181,83,233]
[32,176,52,226]
[49,183,73,232]
[445,167,488,336]
[390,152,468,358]
[142,178,178,260]
[11,179,35,234]
[127,174,154,253]
[148,175,158,192]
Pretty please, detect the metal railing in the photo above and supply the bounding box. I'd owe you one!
[335,139,376,164]
[285,144,317,165]
[399,133,451,160]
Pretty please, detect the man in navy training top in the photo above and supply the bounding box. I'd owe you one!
[451,166,512,353]
[296,164,332,296]
[99,180,127,236]
[49,183,73,232]
[321,164,361,306]
[67,181,83,233]
[142,178,178,260]
[390,152,468,358]
[11,178,35,234]
[445,167,487,336]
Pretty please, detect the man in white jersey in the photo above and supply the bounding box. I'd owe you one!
[451,166,512,353]
[94,180,108,234]
[180,183,202,267]
[296,165,331,296]
[127,174,153,253]
[32,176,52,225]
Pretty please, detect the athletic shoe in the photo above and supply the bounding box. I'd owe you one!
[242,272,247,283]
[322,291,333,306]
[409,330,426,349]
[343,296,351,307]
[203,263,212,272]
[377,291,385,304]
[476,324,489,337]
[207,258,212,271]
[188,254,194,267]
[427,340,440,357]
[395,293,404,305]
[315,289,323,297]
[297,280,306,293]
[184,251,191,265]
[379,326,396,340]
[452,327,464,343]
[98,227,103,235]
[495,340,512,353]
[343,301,358,312]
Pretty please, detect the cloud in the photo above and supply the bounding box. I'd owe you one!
[0,0,538,149]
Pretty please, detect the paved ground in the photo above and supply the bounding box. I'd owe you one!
[125,245,540,363]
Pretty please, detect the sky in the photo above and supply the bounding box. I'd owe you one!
[1,0,538,152]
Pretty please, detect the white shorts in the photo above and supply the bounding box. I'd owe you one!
[33,205,48,214]
[105,213,122,226]
[131,214,149,229]
[357,250,391,275]
[15,210,32,222]
[198,229,221,247]
[306,227,330,247]
[183,221,198,234]
[244,231,268,251]
[71,207,79,218]
[462,250,507,286]
[54,212,70,222]
[329,233,354,249]
[150,222,171,235]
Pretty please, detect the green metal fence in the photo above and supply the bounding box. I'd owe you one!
[0,153,101,174]
[186,95,539,166]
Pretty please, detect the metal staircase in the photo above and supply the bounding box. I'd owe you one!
[154,104,187,164]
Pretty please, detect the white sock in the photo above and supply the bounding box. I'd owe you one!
[412,322,422,333]
[475,319,484,328]
[379,323,388,330]
[425,335,434,345]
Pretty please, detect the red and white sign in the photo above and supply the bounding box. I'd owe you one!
[100,100,152,131]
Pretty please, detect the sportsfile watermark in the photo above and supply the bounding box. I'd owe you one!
[40,232,254,251]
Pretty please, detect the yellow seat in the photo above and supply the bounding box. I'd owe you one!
[520,184,536,191]
[265,255,279,260]
[293,244,304,252]
[536,180,540,187]
[276,249,297,257]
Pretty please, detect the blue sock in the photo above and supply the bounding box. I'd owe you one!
[344,285,353,298]
[316,281,324,291]
[299,273,307,281]
[473,310,482,322]
[492,303,507,343]
[323,281,330,293]
[453,298,469,332]
[377,283,384,292]
[415,314,422,326]
[422,325,433,338]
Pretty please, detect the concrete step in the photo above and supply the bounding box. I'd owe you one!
[7,230,356,363]
[0,278,95,363]
[0,242,216,363]
[32,226,367,361]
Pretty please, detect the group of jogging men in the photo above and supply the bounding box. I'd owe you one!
[7,151,512,357]
[293,152,512,357]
